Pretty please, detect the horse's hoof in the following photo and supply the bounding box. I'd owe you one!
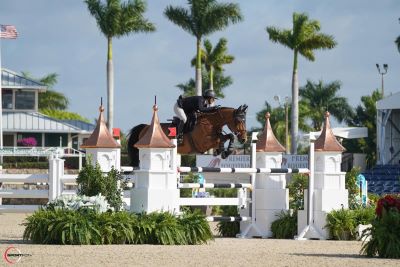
[213,150,220,156]
[221,151,228,159]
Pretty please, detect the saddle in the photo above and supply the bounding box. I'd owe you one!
[172,112,197,134]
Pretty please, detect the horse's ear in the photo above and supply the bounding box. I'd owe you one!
[243,104,248,112]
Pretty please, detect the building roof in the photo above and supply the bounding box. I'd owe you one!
[61,119,95,132]
[135,104,175,148]
[1,68,47,91]
[256,112,285,152]
[314,111,346,152]
[2,111,91,133]
[80,105,120,148]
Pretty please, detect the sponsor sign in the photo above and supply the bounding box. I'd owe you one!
[196,155,251,168]
[281,154,309,169]
[196,154,309,169]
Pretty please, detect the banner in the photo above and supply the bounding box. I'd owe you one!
[196,154,309,169]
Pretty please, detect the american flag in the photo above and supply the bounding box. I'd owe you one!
[0,25,18,39]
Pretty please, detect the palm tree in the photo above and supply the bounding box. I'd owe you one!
[344,90,382,167]
[85,0,155,131]
[266,12,337,154]
[165,0,242,96]
[191,38,234,92]
[176,66,233,97]
[255,101,312,149]
[299,80,354,131]
[21,72,69,110]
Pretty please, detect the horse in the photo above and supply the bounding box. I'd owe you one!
[127,105,248,167]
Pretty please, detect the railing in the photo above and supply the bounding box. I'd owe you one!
[0,160,133,213]
[0,146,86,158]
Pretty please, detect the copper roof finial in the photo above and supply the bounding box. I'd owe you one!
[81,100,121,148]
[256,112,285,152]
[314,111,345,151]
[135,104,175,148]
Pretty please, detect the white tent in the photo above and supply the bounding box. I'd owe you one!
[376,92,400,165]
[308,127,368,140]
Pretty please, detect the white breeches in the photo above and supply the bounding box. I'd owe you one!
[174,102,187,123]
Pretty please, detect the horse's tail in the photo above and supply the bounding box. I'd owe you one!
[127,124,147,168]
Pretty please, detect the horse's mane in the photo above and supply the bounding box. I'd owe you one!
[199,106,235,115]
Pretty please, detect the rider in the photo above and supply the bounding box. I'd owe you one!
[174,90,219,143]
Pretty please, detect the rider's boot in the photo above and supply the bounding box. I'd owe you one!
[177,120,184,145]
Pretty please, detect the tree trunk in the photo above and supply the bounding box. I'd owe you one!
[107,37,114,132]
[195,38,202,96]
[209,66,214,92]
[291,51,299,154]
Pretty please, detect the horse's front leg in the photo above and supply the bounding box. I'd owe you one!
[217,133,235,159]
[213,133,229,157]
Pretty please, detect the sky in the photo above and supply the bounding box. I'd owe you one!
[0,0,399,133]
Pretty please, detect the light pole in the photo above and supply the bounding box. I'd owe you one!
[274,95,290,154]
[376,63,388,97]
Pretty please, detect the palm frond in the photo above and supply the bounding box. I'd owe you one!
[266,27,293,49]
[299,33,337,51]
[164,6,194,36]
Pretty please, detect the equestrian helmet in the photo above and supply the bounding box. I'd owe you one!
[203,90,217,99]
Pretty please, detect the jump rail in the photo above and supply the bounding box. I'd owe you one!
[206,216,251,222]
[178,183,252,189]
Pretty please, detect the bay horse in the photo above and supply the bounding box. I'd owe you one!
[127,105,248,167]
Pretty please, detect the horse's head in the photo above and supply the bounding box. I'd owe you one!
[227,104,248,144]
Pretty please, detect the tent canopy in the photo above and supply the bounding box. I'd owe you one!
[377,92,400,110]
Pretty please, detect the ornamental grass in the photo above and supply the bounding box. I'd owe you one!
[23,209,213,245]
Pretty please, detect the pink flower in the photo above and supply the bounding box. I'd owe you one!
[17,137,37,147]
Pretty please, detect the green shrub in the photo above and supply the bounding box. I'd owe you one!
[3,162,49,169]
[133,212,186,245]
[181,154,196,167]
[23,208,101,245]
[97,211,137,244]
[361,195,400,258]
[179,173,201,198]
[179,209,213,244]
[353,206,375,225]
[368,193,380,205]
[23,209,213,245]
[76,159,125,211]
[325,209,355,240]
[216,206,240,237]
[346,167,361,209]
[287,174,308,210]
[270,210,297,239]
[4,156,47,163]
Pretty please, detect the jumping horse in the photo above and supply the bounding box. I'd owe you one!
[127,105,248,167]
